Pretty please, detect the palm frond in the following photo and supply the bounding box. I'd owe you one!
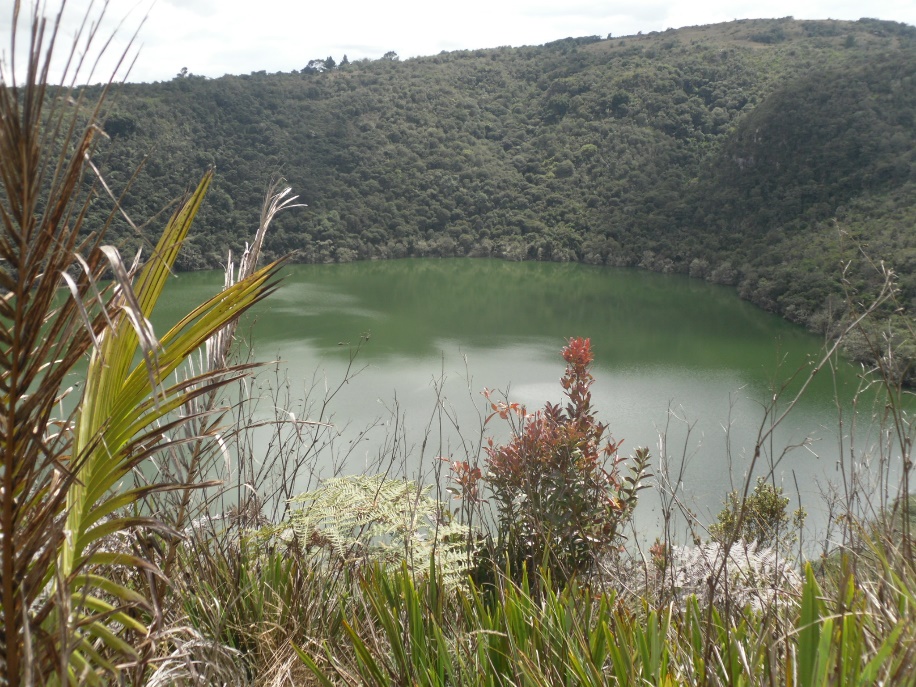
[1,3,289,682]
[1,2,128,680]
[51,171,285,680]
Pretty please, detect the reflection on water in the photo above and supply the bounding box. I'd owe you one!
[153,259,904,544]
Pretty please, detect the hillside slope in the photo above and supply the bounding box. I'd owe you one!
[91,17,916,377]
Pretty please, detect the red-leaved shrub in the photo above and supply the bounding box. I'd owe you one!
[480,337,650,585]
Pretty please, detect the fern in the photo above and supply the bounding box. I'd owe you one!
[664,540,802,613]
[280,475,473,587]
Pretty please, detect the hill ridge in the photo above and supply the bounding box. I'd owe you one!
[90,17,916,379]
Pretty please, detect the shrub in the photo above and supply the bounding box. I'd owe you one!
[0,6,287,681]
[481,337,650,586]
[710,476,806,551]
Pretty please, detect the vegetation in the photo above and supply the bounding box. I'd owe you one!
[88,16,916,378]
[0,5,284,682]
[3,2,916,685]
[278,474,472,586]
[709,476,807,550]
[478,337,650,588]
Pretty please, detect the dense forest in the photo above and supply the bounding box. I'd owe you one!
[91,17,916,377]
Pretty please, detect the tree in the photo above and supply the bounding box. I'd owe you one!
[382,50,399,61]
[304,58,325,73]
[324,55,337,71]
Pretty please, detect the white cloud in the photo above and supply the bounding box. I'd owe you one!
[161,0,220,17]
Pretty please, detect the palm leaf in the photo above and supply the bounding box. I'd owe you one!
[2,3,293,682]
[1,3,129,681]
[52,172,285,680]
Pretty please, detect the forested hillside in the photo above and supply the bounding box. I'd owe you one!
[92,17,916,373]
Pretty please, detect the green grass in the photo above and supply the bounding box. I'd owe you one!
[277,551,914,686]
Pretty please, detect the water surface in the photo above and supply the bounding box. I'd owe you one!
[156,259,894,541]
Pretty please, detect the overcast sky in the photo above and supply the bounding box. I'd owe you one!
[2,0,915,84]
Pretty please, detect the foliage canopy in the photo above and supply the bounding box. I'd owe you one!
[83,18,916,378]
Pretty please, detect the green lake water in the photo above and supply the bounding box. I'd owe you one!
[153,258,900,543]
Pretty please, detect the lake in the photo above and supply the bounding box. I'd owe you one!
[154,258,899,545]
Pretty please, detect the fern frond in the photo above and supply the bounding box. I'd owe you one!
[284,475,474,587]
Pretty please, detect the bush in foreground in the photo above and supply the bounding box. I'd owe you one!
[478,337,651,588]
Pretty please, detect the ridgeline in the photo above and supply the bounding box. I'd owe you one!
[93,17,916,379]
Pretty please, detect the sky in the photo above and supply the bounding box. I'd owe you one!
[2,0,915,84]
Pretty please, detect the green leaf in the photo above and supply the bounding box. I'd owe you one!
[797,564,824,686]
[292,643,337,687]
[859,621,904,684]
